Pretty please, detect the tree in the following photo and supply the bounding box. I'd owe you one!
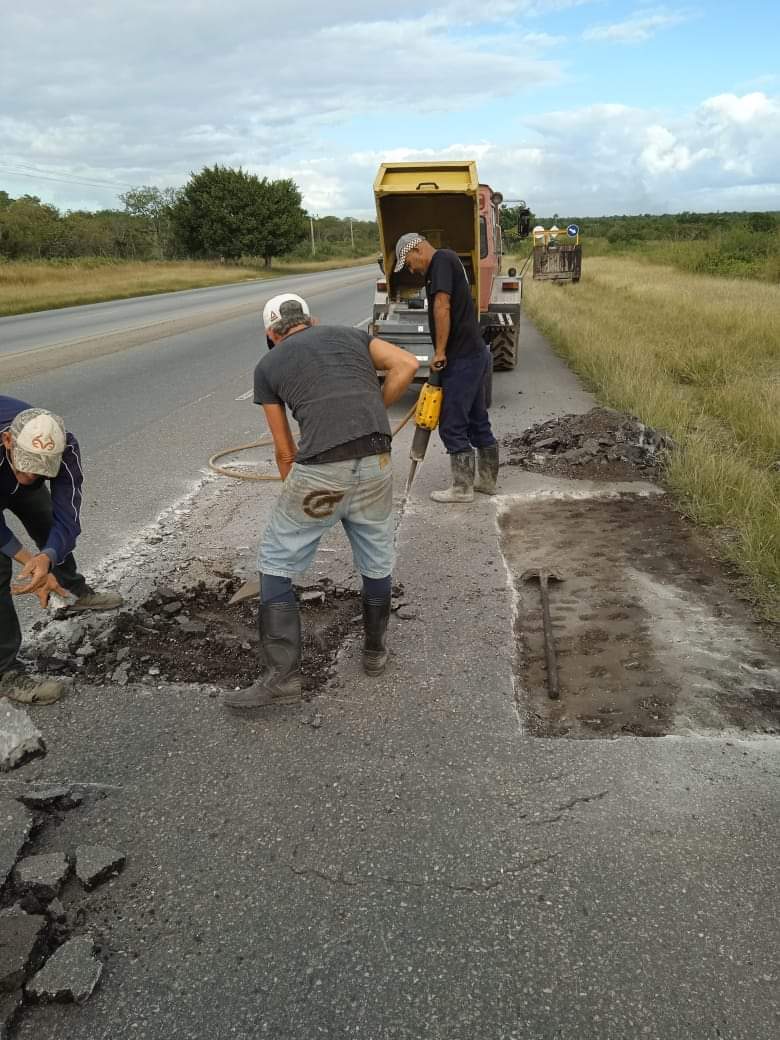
[747,211,776,234]
[0,197,62,258]
[119,185,179,258]
[171,165,263,260]
[255,178,307,267]
[172,165,307,263]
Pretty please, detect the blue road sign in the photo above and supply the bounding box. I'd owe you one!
[567,224,579,237]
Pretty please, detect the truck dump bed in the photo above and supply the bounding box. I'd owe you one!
[374,161,480,308]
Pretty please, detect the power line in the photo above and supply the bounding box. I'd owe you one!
[0,162,135,192]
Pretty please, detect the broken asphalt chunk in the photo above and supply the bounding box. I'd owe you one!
[25,935,102,1005]
[0,989,22,1039]
[0,803,33,887]
[0,906,47,993]
[74,845,126,890]
[0,701,46,772]
[17,784,82,812]
[175,617,207,635]
[111,663,130,685]
[300,589,326,604]
[13,853,70,902]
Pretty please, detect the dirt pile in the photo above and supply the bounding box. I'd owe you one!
[33,579,362,695]
[503,407,674,480]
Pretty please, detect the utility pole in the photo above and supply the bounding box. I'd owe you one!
[310,215,316,257]
[349,218,355,252]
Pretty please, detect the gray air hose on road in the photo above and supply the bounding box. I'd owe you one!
[208,400,418,483]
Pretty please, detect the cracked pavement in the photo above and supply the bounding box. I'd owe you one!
[4,313,779,1039]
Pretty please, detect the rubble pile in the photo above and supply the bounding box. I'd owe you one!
[34,579,362,694]
[503,407,674,479]
[0,784,126,1034]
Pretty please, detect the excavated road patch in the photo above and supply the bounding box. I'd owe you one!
[499,494,779,738]
[33,580,361,696]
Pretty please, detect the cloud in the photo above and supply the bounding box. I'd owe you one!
[0,4,775,219]
[583,7,695,43]
[274,92,780,218]
[0,2,565,209]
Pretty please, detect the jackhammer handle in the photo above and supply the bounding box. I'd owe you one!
[539,575,560,700]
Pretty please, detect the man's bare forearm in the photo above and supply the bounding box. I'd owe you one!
[382,358,419,407]
[433,296,451,359]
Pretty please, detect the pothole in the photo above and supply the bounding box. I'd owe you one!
[33,579,362,695]
[499,495,780,738]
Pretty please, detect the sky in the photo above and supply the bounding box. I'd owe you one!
[1,1,778,218]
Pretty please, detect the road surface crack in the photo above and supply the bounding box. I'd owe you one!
[527,789,610,826]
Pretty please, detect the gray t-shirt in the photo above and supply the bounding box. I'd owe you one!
[253,324,391,463]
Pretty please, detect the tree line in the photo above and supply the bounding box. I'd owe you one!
[0,165,379,265]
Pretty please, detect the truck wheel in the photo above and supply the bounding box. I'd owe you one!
[490,328,518,371]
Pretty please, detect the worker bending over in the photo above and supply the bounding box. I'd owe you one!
[1,398,123,704]
[224,294,418,711]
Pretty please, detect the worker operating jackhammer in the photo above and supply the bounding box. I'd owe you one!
[394,233,499,502]
[223,293,419,712]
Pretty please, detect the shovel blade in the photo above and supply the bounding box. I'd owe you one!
[228,578,260,605]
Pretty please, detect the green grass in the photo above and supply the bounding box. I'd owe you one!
[580,232,780,283]
[0,256,376,317]
[514,254,780,618]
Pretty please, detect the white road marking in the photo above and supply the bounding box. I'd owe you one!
[235,389,253,400]
[355,317,371,328]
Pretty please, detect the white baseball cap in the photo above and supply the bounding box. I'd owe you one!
[262,293,311,330]
[9,408,67,478]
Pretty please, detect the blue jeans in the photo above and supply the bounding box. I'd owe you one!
[439,346,496,454]
[259,454,395,580]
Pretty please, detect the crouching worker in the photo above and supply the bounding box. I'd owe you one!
[224,293,419,711]
[1,398,124,704]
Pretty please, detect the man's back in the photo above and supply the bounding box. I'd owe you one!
[253,325,391,462]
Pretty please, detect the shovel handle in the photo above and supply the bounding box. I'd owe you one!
[539,574,560,700]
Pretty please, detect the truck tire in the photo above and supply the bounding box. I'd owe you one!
[490,327,518,371]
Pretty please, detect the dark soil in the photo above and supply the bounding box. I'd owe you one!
[34,579,362,696]
[499,495,779,738]
[502,407,674,481]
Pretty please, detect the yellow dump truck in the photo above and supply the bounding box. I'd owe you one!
[371,161,522,375]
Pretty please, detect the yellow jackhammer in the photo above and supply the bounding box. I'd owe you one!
[400,367,443,508]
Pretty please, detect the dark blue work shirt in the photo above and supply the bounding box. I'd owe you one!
[425,248,484,359]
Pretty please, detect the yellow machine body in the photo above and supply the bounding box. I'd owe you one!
[414,381,443,431]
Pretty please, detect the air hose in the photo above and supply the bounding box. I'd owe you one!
[208,398,420,482]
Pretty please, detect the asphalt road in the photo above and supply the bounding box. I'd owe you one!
[0,265,376,357]
[2,285,778,1040]
[3,266,378,569]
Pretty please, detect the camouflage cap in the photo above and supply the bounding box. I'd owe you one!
[9,408,67,479]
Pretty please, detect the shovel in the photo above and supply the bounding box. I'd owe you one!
[228,578,260,605]
[521,567,564,700]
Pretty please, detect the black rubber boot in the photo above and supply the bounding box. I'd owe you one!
[223,602,302,709]
[362,595,391,676]
[474,443,499,495]
[430,450,475,503]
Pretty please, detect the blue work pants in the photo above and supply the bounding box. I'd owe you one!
[439,346,496,454]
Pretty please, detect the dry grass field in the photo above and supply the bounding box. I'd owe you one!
[519,256,780,617]
[0,256,375,317]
